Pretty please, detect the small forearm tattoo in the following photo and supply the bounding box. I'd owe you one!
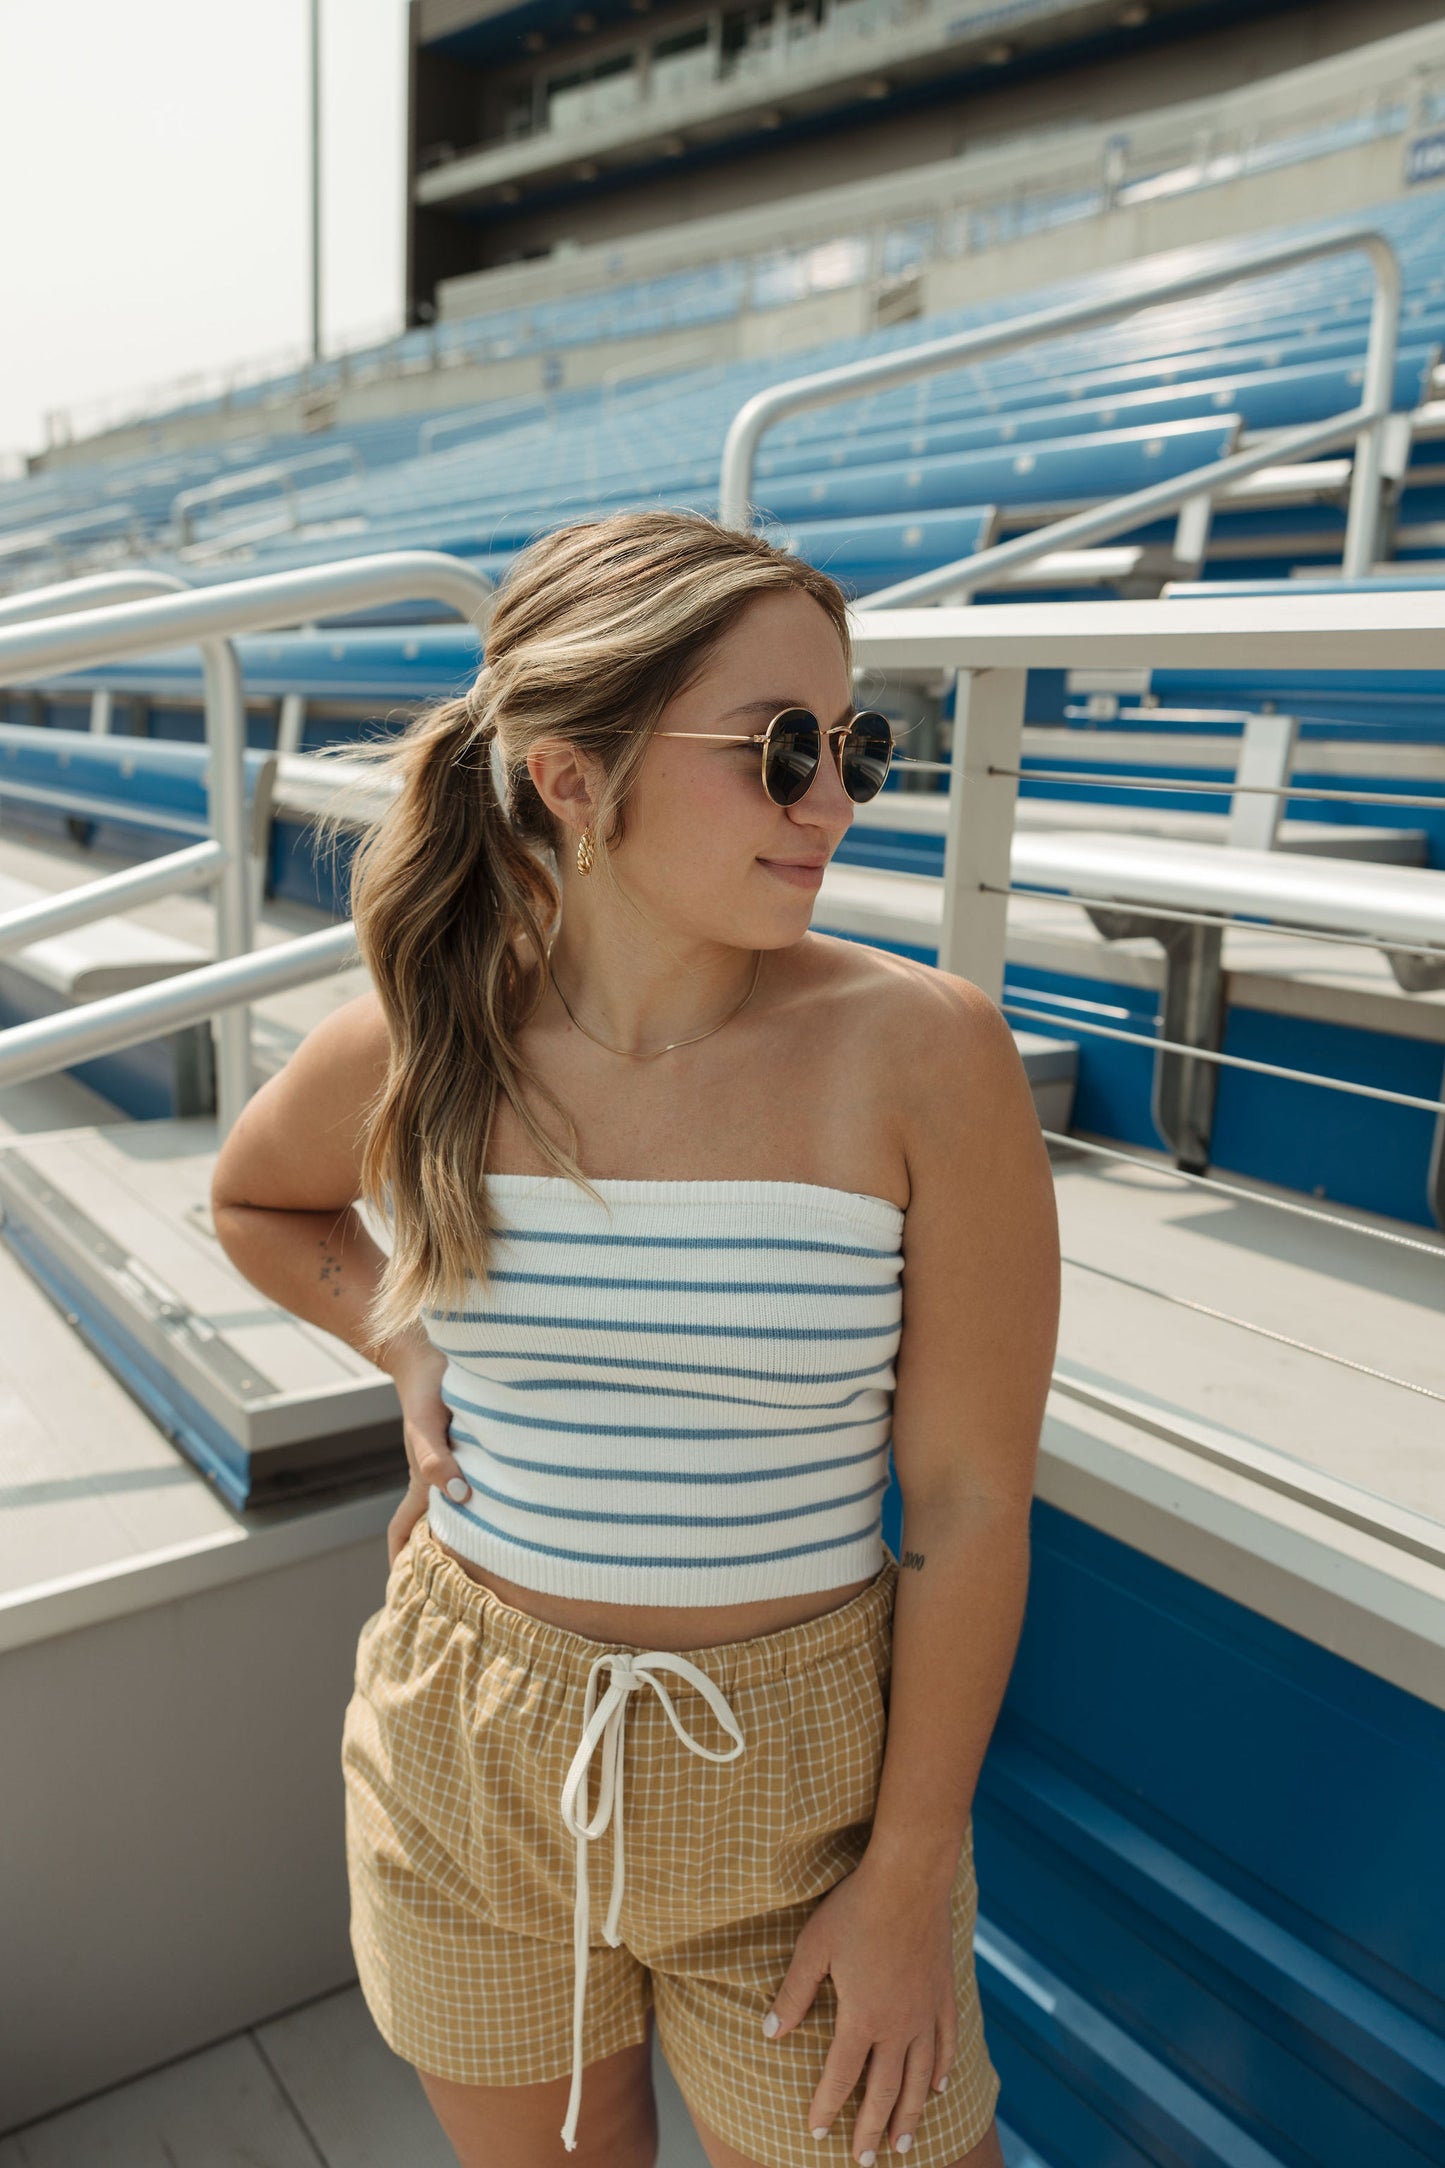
[318,1238,345,1297]
[901,1549,926,1572]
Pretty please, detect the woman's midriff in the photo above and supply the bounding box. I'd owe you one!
[428,1531,877,1651]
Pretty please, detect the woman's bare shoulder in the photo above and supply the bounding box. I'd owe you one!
[801,931,978,1038]
[211,989,392,1213]
[803,934,1015,1124]
[291,986,393,1085]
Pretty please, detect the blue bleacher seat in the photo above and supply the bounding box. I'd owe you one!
[766,507,999,593]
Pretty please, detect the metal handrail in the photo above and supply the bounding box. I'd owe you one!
[858,399,1400,607]
[172,445,366,545]
[0,551,494,1134]
[0,572,203,739]
[842,585,1445,984]
[0,563,262,1121]
[719,219,1401,578]
[0,923,361,1091]
[0,502,142,568]
[0,569,188,628]
[0,553,494,679]
[3,586,1442,1130]
[419,397,556,455]
[0,842,228,957]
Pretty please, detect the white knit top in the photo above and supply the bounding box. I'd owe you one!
[420,1175,906,1606]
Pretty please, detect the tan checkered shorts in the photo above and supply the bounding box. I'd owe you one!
[342,1512,1000,2165]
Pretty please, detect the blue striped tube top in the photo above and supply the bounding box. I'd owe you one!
[420,1174,906,1607]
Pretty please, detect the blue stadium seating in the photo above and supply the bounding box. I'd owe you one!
[765,507,999,593]
[4,187,1445,677]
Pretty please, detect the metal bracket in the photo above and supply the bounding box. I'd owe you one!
[1084,908,1225,1173]
[1429,1072,1445,1234]
[1385,948,1445,994]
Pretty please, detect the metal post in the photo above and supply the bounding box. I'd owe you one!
[1085,903,1226,1172]
[199,641,254,1131]
[939,668,1026,1001]
[1342,237,1402,575]
[1228,712,1298,851]
[310,0,322,366]
[277,692,307,756]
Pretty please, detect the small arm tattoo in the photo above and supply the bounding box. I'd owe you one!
[318,1238,345,1296]
[901,1549,926,1571]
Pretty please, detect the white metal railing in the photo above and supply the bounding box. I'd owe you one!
[0,923,361,1087]
[0,503,141,569]
[845,586,1445,990]
[0,841,230,955]
[0,569,191,628]
[721,220,1402,580]
[418,396,557,455]
[844,589,1445,1257]
[171,447,366,546]
[2,580,1443,1182]
[0,564,265,1121]
[858,402,1406,608]
[0,552,494,1134]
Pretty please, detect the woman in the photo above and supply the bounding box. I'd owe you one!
[211,510,1060,2168]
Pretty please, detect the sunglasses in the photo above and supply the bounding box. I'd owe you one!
[631,708,904,807]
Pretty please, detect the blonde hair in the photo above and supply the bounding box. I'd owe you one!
[309,508,852,1352]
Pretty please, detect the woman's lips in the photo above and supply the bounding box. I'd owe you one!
[759,858,826,888]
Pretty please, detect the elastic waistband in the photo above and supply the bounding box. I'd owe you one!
[403,1513,898,1692]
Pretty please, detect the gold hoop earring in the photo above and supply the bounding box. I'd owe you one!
[576,827,594,875]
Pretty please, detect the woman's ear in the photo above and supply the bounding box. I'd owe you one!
[524,737,598,833]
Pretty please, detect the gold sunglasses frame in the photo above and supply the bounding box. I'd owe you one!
[621,708,923,806]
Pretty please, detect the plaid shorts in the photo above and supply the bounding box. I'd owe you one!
[341,1512,1001,2165]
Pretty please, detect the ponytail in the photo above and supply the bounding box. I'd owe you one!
[307,686,591,1352]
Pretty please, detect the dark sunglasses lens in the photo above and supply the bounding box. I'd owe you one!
[840,711,893,802]
[762,709,821,806]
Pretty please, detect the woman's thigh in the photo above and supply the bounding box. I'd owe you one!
[415,2019,659,2168]
[688,2106,1006,2168]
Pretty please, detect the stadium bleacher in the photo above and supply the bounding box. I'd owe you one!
[5,27,1445,2164]
[6,180,1441,1260]
[6,190,1443,618]
[1,188,1440,1184]
[0,191,1441,738]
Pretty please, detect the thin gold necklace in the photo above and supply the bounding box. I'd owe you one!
[545,938,764,1061]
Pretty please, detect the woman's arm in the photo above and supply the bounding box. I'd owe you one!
[761,972,1061,2166]
[210,992,418,1371]
[862,975,1060,1889]
[209,991,474,1558]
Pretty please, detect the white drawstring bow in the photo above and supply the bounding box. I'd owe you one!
[557,1647,746,2151]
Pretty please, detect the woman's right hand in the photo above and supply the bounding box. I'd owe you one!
[385,1342,472,1569]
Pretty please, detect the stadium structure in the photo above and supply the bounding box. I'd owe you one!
[1,1,1443,2161]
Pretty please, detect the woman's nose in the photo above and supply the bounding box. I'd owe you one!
[805,733,858,821]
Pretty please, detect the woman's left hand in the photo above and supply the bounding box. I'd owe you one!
[762,1852,957,2163]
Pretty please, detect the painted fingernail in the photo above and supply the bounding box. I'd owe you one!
[762,2011,780,2037]
[445,1477,470,1502]
[812,2126,829,2141]
[895,2138,914,2155]
[934,2073,950,2090]
[860,2152,877,2166]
